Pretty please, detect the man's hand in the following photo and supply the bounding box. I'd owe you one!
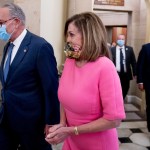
[44,124,52,137]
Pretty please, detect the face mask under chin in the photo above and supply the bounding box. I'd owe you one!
[0,19,16,41]
[0,25,11,41]
[64,43,81,59]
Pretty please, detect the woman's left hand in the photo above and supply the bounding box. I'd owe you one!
[45,126,72,145]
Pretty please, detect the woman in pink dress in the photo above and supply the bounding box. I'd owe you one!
[45,12,125,150]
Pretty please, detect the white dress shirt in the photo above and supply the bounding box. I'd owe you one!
[115,45,127,72]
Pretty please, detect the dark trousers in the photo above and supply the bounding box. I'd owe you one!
[0,122,52,150]
[145,87,150,132]
[118,72,130,100]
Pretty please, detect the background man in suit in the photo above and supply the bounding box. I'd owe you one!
[0,3,59,150]
[111,34,136,100]
[137,43,150,132]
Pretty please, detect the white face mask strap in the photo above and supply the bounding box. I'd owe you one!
[5,18,15,27]
[6,18,17,36]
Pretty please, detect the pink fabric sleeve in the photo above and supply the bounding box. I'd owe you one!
[99,59,126,120]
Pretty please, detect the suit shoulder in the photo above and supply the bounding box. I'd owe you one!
[110,47,116,54]
[31,33,48,44]
[110,46,116,51]
[126,45,133,49]
[142,43,150,48]
[27,31,50,46]
[27,31,54,53]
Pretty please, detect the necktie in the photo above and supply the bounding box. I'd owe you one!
[3,43,14,81]
[120,48,124,72]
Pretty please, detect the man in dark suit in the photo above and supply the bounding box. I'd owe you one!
[137,43,150,132]
[0,3,59,150]
[111,34,136,100]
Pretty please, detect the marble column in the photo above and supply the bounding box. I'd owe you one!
[145,0,150,42]
[68,0,94,17]
[40,0,68,69]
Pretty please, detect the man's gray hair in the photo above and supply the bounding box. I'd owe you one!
[3,3,26,25]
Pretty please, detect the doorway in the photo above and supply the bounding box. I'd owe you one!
[112,26,127,43]
[106,26,127,45]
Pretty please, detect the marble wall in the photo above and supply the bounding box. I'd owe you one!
[40,0,68,71]
[68,0,94,17]
[14,0,41,35]
[145,0,150,42]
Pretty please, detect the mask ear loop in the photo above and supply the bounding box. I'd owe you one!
[6,18,18,38]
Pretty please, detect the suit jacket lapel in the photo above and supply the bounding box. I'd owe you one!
[125,46,129,62]
[112,47,116,65]
[6,31,31,83]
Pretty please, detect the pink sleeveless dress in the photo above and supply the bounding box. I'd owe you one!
[58,57,125,150]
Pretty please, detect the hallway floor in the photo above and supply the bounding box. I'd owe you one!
[52,103,150,150]
[118,103,150,150]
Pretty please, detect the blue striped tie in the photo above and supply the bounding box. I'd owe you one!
[4,43,14,81]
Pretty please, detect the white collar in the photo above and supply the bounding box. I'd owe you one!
[13,29,27,47]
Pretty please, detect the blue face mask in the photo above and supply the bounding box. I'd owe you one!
[0,25,11,41]
[117,40,125,47]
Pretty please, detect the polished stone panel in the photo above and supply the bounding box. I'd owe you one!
[130,133,150,147]
[118,121,147,129]
[141,128,149,133]
[119,143,148,150]
[125,112,141,120]
[119,137,132,143]
[117,128,132,138]
[124,104,139,112]
[52,143,63,150]
[130,128,143,133]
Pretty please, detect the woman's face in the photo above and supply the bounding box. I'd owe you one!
[66,22,82,51]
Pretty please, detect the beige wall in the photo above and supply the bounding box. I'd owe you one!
[15,0,41,35]
[145,0,150,42]
[68,0,94,17]
[40,0,68,71]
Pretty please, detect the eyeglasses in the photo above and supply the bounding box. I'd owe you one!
[0,18,15,27]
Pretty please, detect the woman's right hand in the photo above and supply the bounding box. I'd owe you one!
[45,125,73,145]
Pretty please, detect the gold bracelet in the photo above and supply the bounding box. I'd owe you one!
[74,126,79,135]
